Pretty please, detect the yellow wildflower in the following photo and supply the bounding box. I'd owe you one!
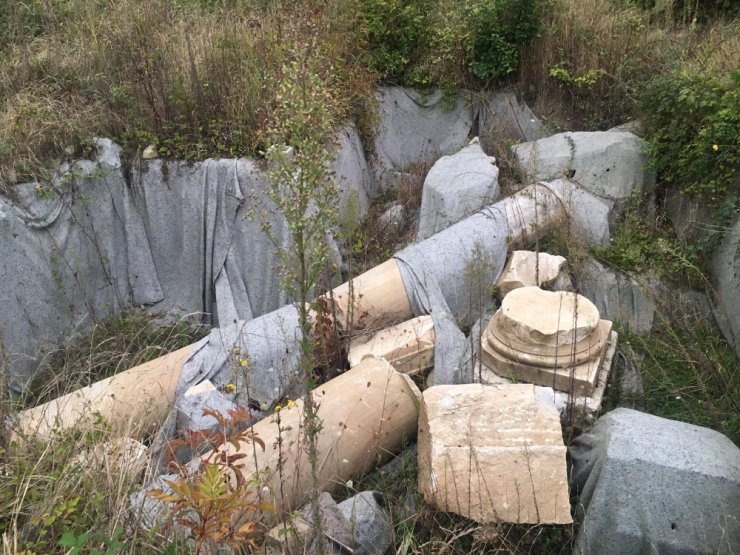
[712,144,719,151]
[287,399,296,409]
[239,358,248,367]
[224,383,236,394]
[275,404,282,413]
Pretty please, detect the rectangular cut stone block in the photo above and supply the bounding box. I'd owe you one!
[480,319,613,397]
[481,331,619,429]
[418,384,572,524]
[348,315,435,375]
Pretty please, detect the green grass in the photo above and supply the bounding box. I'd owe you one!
[1,309,208,554]
[626,320,739,444]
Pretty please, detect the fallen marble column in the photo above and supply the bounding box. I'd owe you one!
[133,357,421,526]
[17,180,608,438]
[16,346,193,439]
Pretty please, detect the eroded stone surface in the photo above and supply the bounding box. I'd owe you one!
[348,315,435,375]
[418,383,572,524]
[495,251,567,298]
[571,409,740,554]
[494,287,601,348]
[513,131,654,213]
[481,287,612,396]
[417,140,499,240]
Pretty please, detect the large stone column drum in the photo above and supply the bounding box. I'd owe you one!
[481,287,613,396]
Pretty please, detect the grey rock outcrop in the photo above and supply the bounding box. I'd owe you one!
[570,408,740,555]
[476,91,548,143]
[577,256,716,337]
[711,214,740,357]
[513,131,655,225]
[1,123,377,391]
[417,140,499,240]
[577,258,658,335]
[331,125,375,218]
[337,491,393,555]
[371,87,474,191]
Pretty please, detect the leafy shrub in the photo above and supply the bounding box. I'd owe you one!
[642,68,739,200]
[593,199,706,286]
[359,0,432,80]
[467,0,544,81]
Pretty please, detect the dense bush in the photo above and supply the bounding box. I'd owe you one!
[359,0,544,86]
[467,0,544,81]
[359,0,432,80]
[642,68,739,199]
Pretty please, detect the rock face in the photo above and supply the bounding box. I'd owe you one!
[371,87,474,191]
[418,383,572,524]
[577,257,657,336]
[0,126,375,391]
[513,131,654,224]
[417,140,500,240]
[711,214,740,357]
[337,491,393,555]
[477,91,548,143]
[331,124,376,218]
[481,287,613,396]
[495,250,567,297]
[570,408,740,554]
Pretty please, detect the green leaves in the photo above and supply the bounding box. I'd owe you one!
[642,68,739,200]
[58,527,125,555]
[467,0,544,81]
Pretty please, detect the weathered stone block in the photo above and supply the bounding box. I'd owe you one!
[417,140,499,240]
[418,383,572,524]
[571,408,740,554]
[348,315,434,375]
[495,250,567,298]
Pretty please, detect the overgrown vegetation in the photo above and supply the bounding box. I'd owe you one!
[1,310,209,554]
[592,198,708,285]
[643,69,739,199]
[627,320,739,443]
[21,309,208,409]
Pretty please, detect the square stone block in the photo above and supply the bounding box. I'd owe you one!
[418,383,572,524]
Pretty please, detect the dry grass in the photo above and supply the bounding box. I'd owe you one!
[518,0,739,130]
[20,309,208,410]
[0,0,374,188]
[0,311,210,553]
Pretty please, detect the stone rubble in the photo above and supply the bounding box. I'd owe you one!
[495,250,567,298]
